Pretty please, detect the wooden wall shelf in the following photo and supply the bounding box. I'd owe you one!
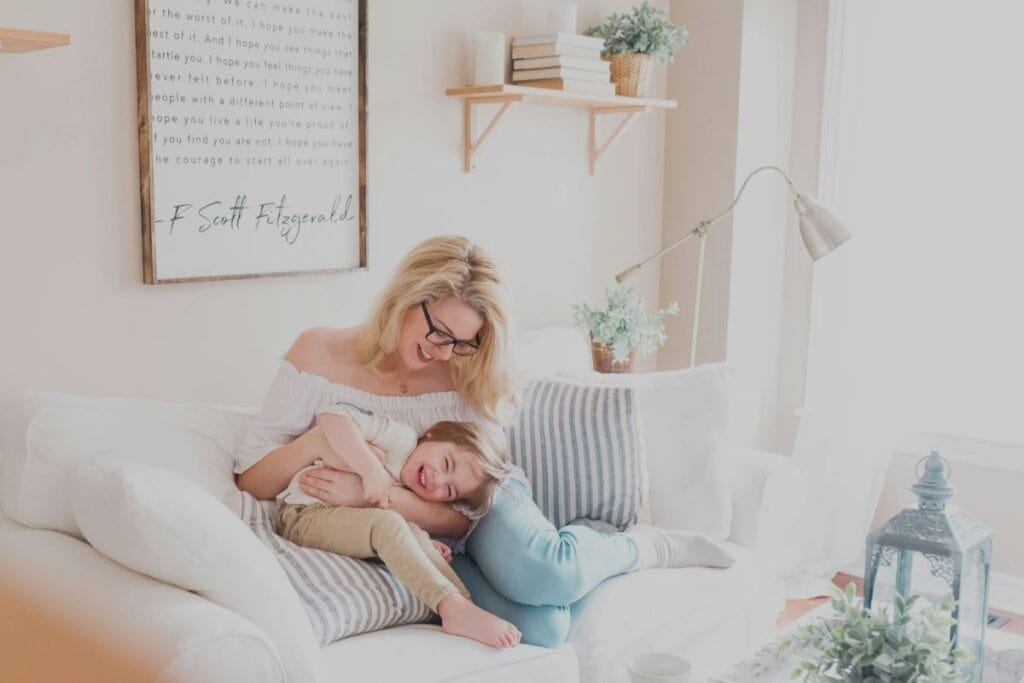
[446,84,677,174]
[0,28,71,54]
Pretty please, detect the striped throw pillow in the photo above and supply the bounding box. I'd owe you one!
[508,380,647,530]
[239,495,433,645]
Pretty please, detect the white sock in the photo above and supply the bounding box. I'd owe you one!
[624,524,736,571]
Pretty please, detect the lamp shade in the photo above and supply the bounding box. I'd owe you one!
[796,193,851,260]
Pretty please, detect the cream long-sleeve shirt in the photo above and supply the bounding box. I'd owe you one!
[277,401,419,506]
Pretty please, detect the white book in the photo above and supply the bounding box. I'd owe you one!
[513,56,610,73]
[511,43,603,60]
[512,67,610,83]
[525,79,617,95]
[511,33,605,49]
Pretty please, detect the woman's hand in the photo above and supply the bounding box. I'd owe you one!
[299,469,374,507]
[299,470,472,538]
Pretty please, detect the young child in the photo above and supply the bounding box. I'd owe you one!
[276,402,520,649]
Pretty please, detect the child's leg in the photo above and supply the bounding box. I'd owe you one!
[280,504,462,611]
[280,503,521,648]
[404,522,471,600]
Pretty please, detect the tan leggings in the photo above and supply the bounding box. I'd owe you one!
[278,503,470,611]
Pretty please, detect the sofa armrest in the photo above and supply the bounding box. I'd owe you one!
[726,448,805,581]
[0,509,286,683]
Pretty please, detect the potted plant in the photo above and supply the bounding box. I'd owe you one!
[572,286,678,373]
[584,1,691,97]
[781,583,974,682]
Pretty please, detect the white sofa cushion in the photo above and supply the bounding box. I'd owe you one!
[558,363,736,540]
[568,545,773,682]
[508,379,646,529]
[0,508,287,683]
[321,624,579,683]
[69,460,322,683]
[0,391,250,536]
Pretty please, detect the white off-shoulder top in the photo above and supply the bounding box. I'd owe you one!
[233,359,496,473]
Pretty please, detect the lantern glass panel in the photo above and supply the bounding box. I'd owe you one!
[956,546,988,669]
[868,545,955,609]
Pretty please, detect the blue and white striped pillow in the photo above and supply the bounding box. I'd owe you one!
[508,380,647,530]
[239,495,433,645]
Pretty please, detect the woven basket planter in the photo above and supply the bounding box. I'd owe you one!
[591,341,635,374]
[605,53,656,97]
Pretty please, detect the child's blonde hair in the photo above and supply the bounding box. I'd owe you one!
[419,420,511,513]
[354,236,516,425]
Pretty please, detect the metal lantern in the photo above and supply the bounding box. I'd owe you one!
[864,451,993,681]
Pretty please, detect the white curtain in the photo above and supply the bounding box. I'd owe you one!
[787,0,1024,597]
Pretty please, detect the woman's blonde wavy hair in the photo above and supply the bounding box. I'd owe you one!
[355,236,515,424]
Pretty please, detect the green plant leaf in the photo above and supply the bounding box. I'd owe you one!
[583,1,691,63]
[571,285,678,360]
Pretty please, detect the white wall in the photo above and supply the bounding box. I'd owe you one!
[773,0,829,455]
[0,0,667,410]
[725,0,799,449]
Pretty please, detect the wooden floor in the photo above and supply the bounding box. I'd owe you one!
[779,573,1024,636]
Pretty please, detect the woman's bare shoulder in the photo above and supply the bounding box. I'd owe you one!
[285,326,362,378]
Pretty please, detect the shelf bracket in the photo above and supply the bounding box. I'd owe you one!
[588,106,647,175]
[462,95,522,173]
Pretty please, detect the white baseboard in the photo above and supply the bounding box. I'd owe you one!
[990,572,1024,615]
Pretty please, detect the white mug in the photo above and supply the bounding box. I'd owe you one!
[628,653,692,683]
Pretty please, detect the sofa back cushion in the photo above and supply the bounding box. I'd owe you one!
[508,379,646,530]
[511,326,593,383]
[0,391,250,536]
[69,460,322,682]
[558,363,736,540]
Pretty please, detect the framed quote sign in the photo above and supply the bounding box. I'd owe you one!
[135,0,366,283]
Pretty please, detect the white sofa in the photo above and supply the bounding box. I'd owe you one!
[0,328,804,682]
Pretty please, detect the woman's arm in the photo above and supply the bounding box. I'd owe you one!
[236,426,330,500]
[388,487,473,538]
[317,413,394,507]
[298,469,473,538]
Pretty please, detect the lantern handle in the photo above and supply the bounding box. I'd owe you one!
[916,453,951,484]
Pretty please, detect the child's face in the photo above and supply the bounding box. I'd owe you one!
[399,440,486,503]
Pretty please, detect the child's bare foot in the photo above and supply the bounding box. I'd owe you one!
[437,595,521,649]
[431,540,453,563]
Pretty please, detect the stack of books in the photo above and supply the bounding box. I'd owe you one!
[510,33,614,95]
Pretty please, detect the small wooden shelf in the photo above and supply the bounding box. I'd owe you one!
[0,28,71,54]
[446,84,677,174]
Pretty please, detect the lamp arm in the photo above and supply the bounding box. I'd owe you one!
[614,165,802,284]
[702,165,801,228]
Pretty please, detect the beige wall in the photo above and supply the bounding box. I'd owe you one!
[0,0,667,410]
[660,0,743,370]
[662,0,810,452]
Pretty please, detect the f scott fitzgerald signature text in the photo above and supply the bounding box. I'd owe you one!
[158,193,354,245]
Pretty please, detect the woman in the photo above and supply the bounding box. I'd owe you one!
[235,235,719,647]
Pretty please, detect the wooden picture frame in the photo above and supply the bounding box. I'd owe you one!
[135,0,367,284]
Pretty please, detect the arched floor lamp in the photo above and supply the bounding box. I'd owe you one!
[614,165,852,367]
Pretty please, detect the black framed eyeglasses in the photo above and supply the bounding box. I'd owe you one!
[420,302,480,357]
